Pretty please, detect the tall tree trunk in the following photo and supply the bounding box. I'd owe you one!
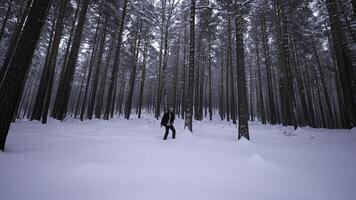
[87,16,108,120]
[260,14,276,124]
[155,0,167,119]
[51,4,80,118]
[125,23,142,120]
[138,37,148,119]
[180,27,187,119]
[228,16,236,124]
[312,44,335,128]
[80,18,100,121]
[225,46,230,122]
[219,51,225,120]
[0,0,31,84]
[255,37,266,124]
[325,0,356,128]
[104,0,129,120]
[41,0,69,124]
[291,39,309,127]
[95,33,116,118]
[208,36,212,121]
[185,0,195,132]
[74,60,89,119]
[55,0,90,121]
[31,20,56,121]
[173,34,180,114]
[0,0,52,151]
[235,7,250,140]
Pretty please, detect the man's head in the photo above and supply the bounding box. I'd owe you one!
[169,107,173,112]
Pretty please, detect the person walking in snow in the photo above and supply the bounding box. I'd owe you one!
[161,107,176,140]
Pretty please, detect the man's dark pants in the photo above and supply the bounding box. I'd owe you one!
[163,125,176,140]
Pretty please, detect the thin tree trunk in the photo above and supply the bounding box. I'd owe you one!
[138,37,148,119]
[125,23,142,119]
[228,16,236,124]
[255,37,266,124]
[208,36,212,121]
[87,15,108,120]
[184,0,195,132]
[261,14,277,124]
[80,18,100,121]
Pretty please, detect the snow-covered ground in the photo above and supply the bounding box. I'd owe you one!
[1,116,356,200]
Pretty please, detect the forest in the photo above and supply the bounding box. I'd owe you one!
[0,0,356,150]
[0,0,355,149]
[0,0,356,199]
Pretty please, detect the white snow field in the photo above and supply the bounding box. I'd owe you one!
[1,116,356,200]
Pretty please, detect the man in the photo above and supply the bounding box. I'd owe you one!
[161,107,176,140]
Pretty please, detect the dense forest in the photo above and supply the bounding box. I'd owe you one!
[0,0,355,151]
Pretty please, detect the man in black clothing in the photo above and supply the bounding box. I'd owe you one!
[161,107,176,140]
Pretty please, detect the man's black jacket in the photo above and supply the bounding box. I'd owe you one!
[161,112,175,126]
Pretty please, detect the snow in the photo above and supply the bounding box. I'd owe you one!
[1,116,356,200]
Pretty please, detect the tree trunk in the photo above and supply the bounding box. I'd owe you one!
[228,16,236,124]
[235,7,250,140]
[54,0,90,121]
[260,14,277,125]
[87,16,108,120]
[173,34,180,114]
[51,4,80,118]
[80,18,100,121]
[30,20,56,121]
[180,25,187,119]
[104,0,129,120]
[255,37,266,124]
[138,37,148,119]
[185,0,195,132]
[325,0,356,128]
[0,0,31,84]
[219,51,224,120]
[0,0,52,151]
[208,36,212,121]
[41,0,69,124]
[125,23,142,120]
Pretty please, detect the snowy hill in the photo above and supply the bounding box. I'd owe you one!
[1,117,355,200]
